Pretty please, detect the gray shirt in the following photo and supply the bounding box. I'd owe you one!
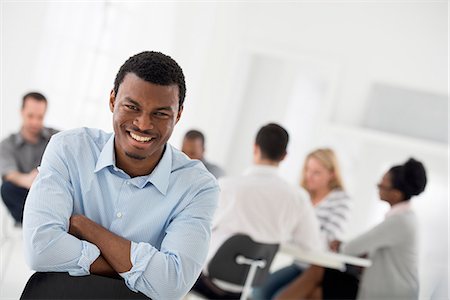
[0,127,59,179]
[342,205,418,300]
[202,159,226,179]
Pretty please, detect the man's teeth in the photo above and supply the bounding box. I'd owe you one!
[130,132,152,142]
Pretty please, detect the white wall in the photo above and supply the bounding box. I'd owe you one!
[1,2,448,298]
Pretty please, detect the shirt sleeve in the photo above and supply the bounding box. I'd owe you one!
[341,215,410,256]
[0,137,19,178]
[291,191,326,252]
[119,176,219,299]
[22,134,101,275]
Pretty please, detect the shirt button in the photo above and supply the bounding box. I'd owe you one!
[116,212,123,218]
[126,181,131,185]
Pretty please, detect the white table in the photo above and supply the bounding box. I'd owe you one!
[280,244,372,271]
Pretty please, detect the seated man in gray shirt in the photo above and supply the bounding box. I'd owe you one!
[0,92,58,224]
[182,129,225,178]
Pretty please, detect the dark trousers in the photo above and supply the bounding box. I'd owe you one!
[253,264,359,300]
[322,268,359,300]
[1,181,29,223]
[253,264,303,300]
[21,272,150,299]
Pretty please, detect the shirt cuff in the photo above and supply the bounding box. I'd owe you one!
[119,241,156,292]
[69,240,101,276]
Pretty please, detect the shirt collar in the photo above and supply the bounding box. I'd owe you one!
[146,144,172,195]
[14,133,25,146]
[243,164,279,176]
[41,128,53,139]
[14,128,52,146]
[94,134,116,173]
[385,201,412,218]
[94,134,172,195]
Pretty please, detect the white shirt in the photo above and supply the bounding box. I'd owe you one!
[205,165,324,267]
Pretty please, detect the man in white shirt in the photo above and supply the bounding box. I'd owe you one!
[192,123,323,299]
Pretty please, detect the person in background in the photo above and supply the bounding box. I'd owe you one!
[0,92,58,224]
[192,123,323,299]
[22,51,219,299]
[254,148,351,299]
[182,129,226,178]
[276,158,426,300]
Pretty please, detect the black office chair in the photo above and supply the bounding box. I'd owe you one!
[197,234,279,300]
[20,272,150,299]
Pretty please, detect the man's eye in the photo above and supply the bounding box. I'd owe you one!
[155,112,169,117]
[126,105,138,111]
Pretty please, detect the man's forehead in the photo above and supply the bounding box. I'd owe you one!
[23,99,47,110]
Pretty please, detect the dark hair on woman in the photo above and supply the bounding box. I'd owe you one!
[389,158,427,200]
[113,51,186,109]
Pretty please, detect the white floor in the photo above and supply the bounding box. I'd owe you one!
[0,221,34,300]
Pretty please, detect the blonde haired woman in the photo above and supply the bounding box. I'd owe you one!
[302,148,351,247]
[253,148,351,300]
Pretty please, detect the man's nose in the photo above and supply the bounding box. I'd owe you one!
[133,113,154,131]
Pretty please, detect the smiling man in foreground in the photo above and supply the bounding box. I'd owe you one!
[22,51,219,299]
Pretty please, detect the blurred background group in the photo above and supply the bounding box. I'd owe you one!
[0,1,448,299]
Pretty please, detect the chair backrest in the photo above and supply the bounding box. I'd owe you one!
[208,234,279,287]
[20,272,149,299]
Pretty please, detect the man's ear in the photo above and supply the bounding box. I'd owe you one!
[175,105,183,124]
[254,144,259,157]
[109,89,115,113]
[280,151,287,162]
[392,190,404,202]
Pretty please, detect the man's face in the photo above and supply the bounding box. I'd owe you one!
[21,98,47,137]
[110,72,182,171]
[181,138,204,160]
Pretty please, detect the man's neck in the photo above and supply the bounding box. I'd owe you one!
[115,145,165,178]
[253,158,279,167]
[21,128,40,144]
[118,158,159,178]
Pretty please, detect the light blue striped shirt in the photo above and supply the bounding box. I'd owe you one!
[23,127,219,299]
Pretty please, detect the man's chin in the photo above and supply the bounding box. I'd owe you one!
[125,151,146,160]
[25,128,42,136]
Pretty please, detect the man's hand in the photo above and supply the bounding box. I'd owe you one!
[4,169,39,189]
[68,214,132,273]
[68,214,88,239]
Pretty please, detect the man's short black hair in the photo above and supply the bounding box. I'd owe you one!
[22,92,47,109]
[113,51,186,109]
[255,123,289,161]
[184,130,205,148]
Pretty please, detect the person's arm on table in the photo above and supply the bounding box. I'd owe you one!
[291,193,325,252]
[341,216,403,256]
